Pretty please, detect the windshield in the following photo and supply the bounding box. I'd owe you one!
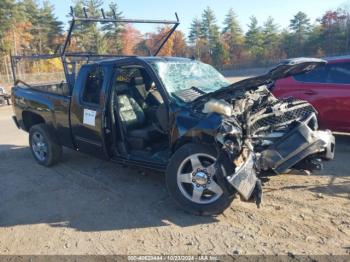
[151,60,230,97]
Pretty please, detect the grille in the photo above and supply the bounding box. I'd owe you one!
[250,104,316,133]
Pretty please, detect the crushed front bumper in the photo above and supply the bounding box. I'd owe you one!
[226,153,258,200]
[259,122,335,174]
[225,121,335,201]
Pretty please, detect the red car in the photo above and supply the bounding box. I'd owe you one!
[273,56,350,133]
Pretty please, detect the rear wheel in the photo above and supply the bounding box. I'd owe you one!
[29,124,62,167]
[166,143,234,216]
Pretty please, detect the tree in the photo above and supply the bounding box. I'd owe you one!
[262,16,281,63]
[146,26,175,56]
[102,0,124,54]
[303,24,324,57]
[319,10,347,55]
[290,11,311,34]
[200,7,221,63]
[0,0,16,39]
[38,1,63,52]
[172,30,187,56]
[71,0,107,54]
[222,8,244,64]
[134,39,151,56]
[340,5,350,52]
[189,18,202,44]
[245,16,264,63]
[21,0,41,53]
[201,7,220,47]
[212,38,229,66]
[120,24,142,55]
[188,18,203,59]
[289,11,311,55]
[0,0,17,81]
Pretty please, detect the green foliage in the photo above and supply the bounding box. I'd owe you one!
[262,17,280,63]
[189,18,202,44]
[223,8,242,36]
[102,0,124,54]
[288,11,311,55]
[201,6,220,46]
[72,0,107,54]
[0,0,16,54]
[245,16,264,62]
[222,8,244,64]
[290,11,311,34]
[0,0,16,38]
[212,39,229,66]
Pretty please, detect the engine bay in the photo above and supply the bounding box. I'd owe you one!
[197,85,335,205]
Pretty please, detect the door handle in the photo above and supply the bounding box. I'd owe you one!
[304,90,317,95]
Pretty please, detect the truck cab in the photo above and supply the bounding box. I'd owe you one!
[12,57,190,170]
[70,57,177,170]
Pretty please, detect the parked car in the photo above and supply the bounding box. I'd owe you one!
[273,56,350,133]
[11,57,335,215]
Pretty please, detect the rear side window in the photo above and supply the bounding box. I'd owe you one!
[293,62,350,84]
[327,63,350,84]
[82,67,104,105]
[293,65,328,83]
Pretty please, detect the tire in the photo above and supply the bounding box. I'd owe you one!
[166,143,234,216]
[29,124,62,167]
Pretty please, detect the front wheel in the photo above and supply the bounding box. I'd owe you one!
[166,143,234,216]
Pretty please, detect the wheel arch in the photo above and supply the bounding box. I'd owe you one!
[22,111,46,132]
[171,133,217,154]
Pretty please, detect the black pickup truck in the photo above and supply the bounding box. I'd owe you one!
[11,56,335,215]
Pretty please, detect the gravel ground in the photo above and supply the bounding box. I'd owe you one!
[0,98,349,255]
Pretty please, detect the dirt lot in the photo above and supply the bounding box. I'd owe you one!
[0,101,349,255]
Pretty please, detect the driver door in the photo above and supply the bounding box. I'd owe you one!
[70,65,110,158]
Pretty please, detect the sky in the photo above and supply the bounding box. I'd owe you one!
[49,0,349,35]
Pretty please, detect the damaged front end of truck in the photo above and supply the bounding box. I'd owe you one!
[177,58,335,207]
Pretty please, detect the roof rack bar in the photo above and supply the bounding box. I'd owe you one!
[69,6,179,24]
[10,6,181,87]
[113,8,118,19]
[70,6,75,18]
[72,17,179,24]
[61,19,76,56]
[11,54,61,61]
[154,18,180,56]
[83,7,88,18]
[101,8,106,19]
[64,53,136,58]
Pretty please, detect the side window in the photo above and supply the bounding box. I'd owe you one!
[293,65,328,83]
[82,67,104,105]
[327,63,350,84]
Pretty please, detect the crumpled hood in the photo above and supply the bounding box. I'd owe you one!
[226,57,327,92]
[191,57,327,104]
